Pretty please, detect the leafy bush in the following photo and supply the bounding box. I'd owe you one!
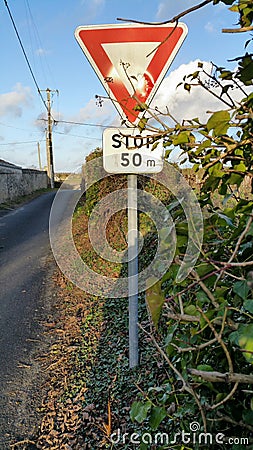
[130,1,253,448]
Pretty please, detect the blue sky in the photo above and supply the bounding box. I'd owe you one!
[0,0,248,171]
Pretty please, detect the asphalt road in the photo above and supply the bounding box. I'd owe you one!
[0,191,56,447]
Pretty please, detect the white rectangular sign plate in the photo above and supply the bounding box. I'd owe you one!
[103,127,164,174]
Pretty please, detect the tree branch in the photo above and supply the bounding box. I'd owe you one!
[165,311,200,322]
[197,307,234,373]
[228,212,253,264]
[216,412,253,432]
[171,337,217,353]
[191,270,220,308]
[222,26,253,33]
[211,382,239,410]
[139,323,207,431]
[188,369,253,384]
[117,0,213,25]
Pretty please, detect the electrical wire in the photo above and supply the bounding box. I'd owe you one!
[58,119,109,128]
[3,0,49,113]
[0,140,46,146]
[25,0,56,88]
[39,118,109,128]
[3,2,110,137]
[0,120,46,134]
[54,130,101,140]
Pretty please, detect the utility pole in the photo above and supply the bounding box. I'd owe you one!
[37,142,42,170]
[40,88,57,188]
[46,88,54,188]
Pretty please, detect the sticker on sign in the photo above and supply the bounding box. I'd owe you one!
[103,128,164,174]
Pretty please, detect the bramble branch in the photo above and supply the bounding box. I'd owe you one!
[222,26,253,33]
[188,369,253,384]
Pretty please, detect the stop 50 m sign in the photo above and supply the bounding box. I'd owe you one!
[103,128,164,174]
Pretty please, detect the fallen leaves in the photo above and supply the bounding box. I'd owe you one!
[35,271,94,449]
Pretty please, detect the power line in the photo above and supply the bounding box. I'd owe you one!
[54,130,101,140]
[0,140,46,146]
[0,120,45,134]
[58,119,109,128]
[24,0,56,88]
[38,118,110,128]
[3,0,48,113]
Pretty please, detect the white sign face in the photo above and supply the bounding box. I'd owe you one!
[103,128,164,174]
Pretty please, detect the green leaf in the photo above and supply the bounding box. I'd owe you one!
[184,83,191,92]
[184,305,197,316]
[234,162,247,172]
[138,117,148,131]
[238,324,253,364]
[134,102,148,112]
[176,234,188,248]
[243,409,253,425]
[229,331,239,346]
[149,406,167,430]
[146,281,165,328]
[196,291,210,305]
[190,71,200,80]
[233,280,250,300]
[219,70,233,80]
[165,324,178,346]
[209,162,224,178]
[229,4,239,12]
[195,263,213,277]
[206,110,230,136]
[195,139,211,155]
[197,364,214,372]
[244,299,253,314]
[246,223,253,237]
[216,212,235,227]
[226,173,243,186]
[173,131,189,146]
[151,141,159,151]
[140,443,148,450]
[130,401,152,423]
[238,55,253,85]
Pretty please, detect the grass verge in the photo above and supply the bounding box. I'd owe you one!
[33,193,166,450]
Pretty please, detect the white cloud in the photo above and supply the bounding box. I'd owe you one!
[150,60,249,166]
[151,60,246,124]
[0,83,33,118]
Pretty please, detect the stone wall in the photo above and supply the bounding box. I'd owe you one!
[0,161,48,204]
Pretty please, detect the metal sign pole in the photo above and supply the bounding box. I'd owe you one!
[128,173,139,368]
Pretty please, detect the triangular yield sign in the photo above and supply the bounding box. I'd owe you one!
[75,23,188,124]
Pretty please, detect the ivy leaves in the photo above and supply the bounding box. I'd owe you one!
[206,110,230,136]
